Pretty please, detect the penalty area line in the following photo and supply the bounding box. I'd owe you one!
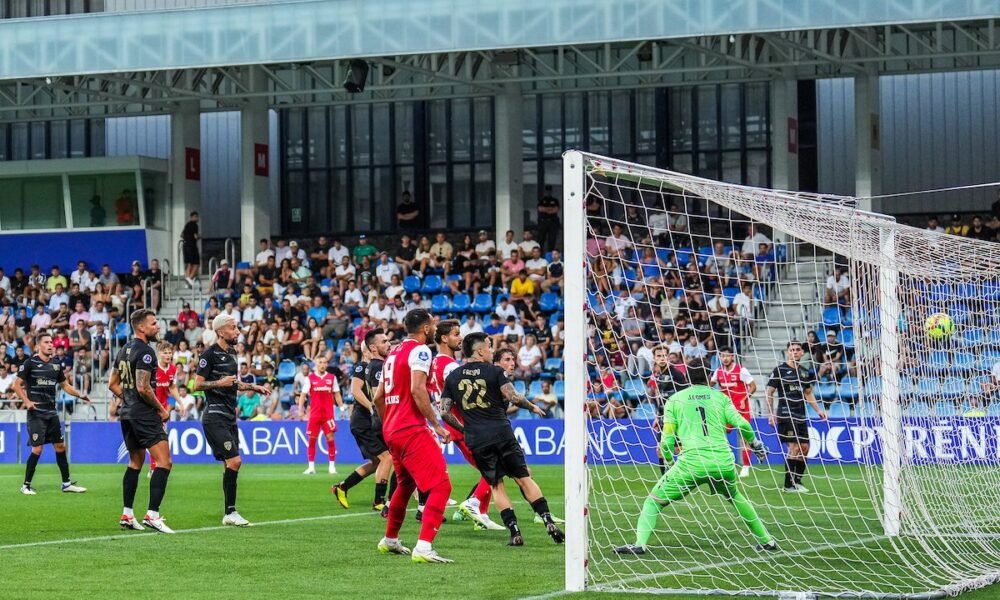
[0,511,380,550]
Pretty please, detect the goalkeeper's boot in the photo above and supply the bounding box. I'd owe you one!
[411,547,454,564]
[61,481,87,493]
[222,511,252,527]
[330,484,350,509]
[545,520,565,544]
[755,541,779,552]
[534,513,565,524]
[19,484,36,496]
[508,532,524,546]
[120,514,144,531]
[372,502,385,512]
[143,514,175,534]
[614,545,646,556]
[380,503,389,519]
[377,537,411,555]
[414,505,424,522]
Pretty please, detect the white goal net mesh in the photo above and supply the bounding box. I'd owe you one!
[572,151,1000,598]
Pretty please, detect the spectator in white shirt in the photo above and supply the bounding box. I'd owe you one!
[518,230,541,257]
[682,337,708,362]
[69,261,91,289]
[514,335,543,381]
[604,224,632,257]
[497,230,519,260]
[328,239,350,267]
[334,256,357,295]
[460,315,483,338]
[475,230,496,257]
[741,224,771,257]
[343,280,364,311]
[502,316,525,345]
[825,265,850,305]
[384,275,405,300]
[706,285,730,318]
[274,239,291,264]
[287,241,309,267]
[172,386,199,421]
[254,238,275,267]
[495,297,518,322]
[242,296,264,324]
[733,283,754,322]
[524,247,549,284]
[375,253,401,287]
[368,297,393,322]
[648,209,670,243]
[48,285,70,312]
[668,202,688,236]
[31,307,52,332]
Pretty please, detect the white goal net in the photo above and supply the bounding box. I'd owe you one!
[562,150,1000,598]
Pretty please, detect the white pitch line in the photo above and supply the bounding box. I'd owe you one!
[518,534,887,600]
[0,511,380,550]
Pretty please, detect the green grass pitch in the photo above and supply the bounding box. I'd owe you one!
[2,463,1000,599]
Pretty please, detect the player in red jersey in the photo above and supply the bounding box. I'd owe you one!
[711,346,758,478]
[298,354,344,475]
[428,320,502,531]
[372,308,454,563]
[149,341,181,475]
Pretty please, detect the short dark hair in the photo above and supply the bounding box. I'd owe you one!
[787,340,804,350]
[34,332,53,345]
[686,361,709,385]
[462,332,489,358]
[403,308,433,334]
[363,328,384,352]
[130,308,156,330]
[495,347,516,365]
[190,211,199,218]
[435,319,460,344]
[719,346,734,353]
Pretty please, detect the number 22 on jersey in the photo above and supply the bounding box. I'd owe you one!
[458,379,488,410]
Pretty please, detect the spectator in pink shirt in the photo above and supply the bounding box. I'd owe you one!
[501,249,526,287]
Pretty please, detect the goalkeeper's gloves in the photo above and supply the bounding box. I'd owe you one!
[750,439,768,462]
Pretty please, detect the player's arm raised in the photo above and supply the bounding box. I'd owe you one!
[411,369,451,444]
[136,369,169,422]
[501,381,546,417]
[439,394,463,433]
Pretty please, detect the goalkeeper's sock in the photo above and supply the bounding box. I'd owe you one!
[374,480,388,506]
[658,456,666,475]
[635,497,663,547]
[783,457,795,489]
[794,458,808,485]
[500,508,521,536]
[731,490,772,545]
[340,470,365,492]
[530,497,553,523]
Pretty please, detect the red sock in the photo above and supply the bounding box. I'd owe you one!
[307,436,318,462]
[742,448,752,467]
[326,437,336,461]
[386,478,416,539]
[150,457,157,471]
[473,478,492,514]
[418,479,452,544]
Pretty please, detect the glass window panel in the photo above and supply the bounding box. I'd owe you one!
[428,100,448,163]
[50,121,68,159]
[697,151,720,179]
[721,151,742,184]
[395,166,416,228]
[451,99,471,162]
[373,167,394,232]
[452,164,472,229]
[697,86,719,150]
[140,171,168,230]
[70,173,139,228]
[611,91,633,156]
[309,170,329,233]
[0,124,7,160]
[285,109,304,169]
[540,95,562,157]
[90,119,105,156]
[307,107,327,168]
[636,154,657,167]
[1,176,66,231]
[12,123,28,160]
[285,171,306,231]
[587,92,609,154]
[331,106,348,167]
[474,98,493,160]
[745,83,769,147]
[428,165,448,229]
[564,93,584,152]
[395,103,414,164]
[474,163,493,228]
[522,96,537,159]
[671,153,693,175]
[69,120,86,158]
[351,105,371,166]
[372,104,390,165]
[331,169,349,233]
[522,160,538,223]
[747,150,769,187]
[636,90,656,154]
[669,90,692,152]
[352,169,372,231]
[30,122,47,159]
[721,84,742,150]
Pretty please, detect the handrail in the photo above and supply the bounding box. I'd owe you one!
[224,237,236,268]
[159,257,172,304]
[176,239,185,277]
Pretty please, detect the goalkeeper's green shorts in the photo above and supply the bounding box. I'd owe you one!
[652,458,738,503]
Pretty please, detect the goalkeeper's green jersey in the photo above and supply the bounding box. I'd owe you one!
[662,385,756,463]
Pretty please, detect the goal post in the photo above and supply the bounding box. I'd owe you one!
[562,150,1000,597]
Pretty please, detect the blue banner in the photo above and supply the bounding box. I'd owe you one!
[0,423,18,464]
[59,417,1000,465]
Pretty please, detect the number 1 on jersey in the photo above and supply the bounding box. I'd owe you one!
[696,406,708,436]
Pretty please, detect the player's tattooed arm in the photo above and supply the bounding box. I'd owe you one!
[439,395,464,433]
[501,382,533,409]
[194,374,238,391]
[135,369,164,412]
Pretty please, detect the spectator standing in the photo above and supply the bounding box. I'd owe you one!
[181,211,200,287]
[536,185,561,252]
[396,190,420,230]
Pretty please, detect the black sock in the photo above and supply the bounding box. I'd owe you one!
[374,481,388,505]
[341,470,365,492]
[24,452,40,486]
[123,467,141,509]
[386,472,397,502]
[500,508,520,536]
[148,467,171,512]
[783,457,794,488]
[417,489,429,506]
[658,456,666,475]
[55,451,71,483]
[530,497,552,522]
[223,468,239,515]
[794,458,807,484]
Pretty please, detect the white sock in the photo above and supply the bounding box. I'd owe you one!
[465,497,481,509]
[147,510,159,519]
[383,536,398,544]
[415,540,432,553]
[123,507,134,518]
[418,504,425,512]
[308,461,315,469]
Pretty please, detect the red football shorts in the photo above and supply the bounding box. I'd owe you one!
[387,427,449,491]
[306,418,336,438]
[452,436,477,467]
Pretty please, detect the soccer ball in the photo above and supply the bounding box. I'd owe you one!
[925,312,955,341]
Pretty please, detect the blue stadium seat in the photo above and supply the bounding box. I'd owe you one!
[837,329,855,349]
[674,247,693,267]
[961,329,985,347]
[929,283,953,303]
[841,308,854,327]
[906,401,931,417]
[862,376,882,400]
[622,378,647,403]
[403,275,421,294]
[814,381,837,402]
[528,380,544,400]
[917,378,941,398]
[446,274,462,283]
[430,294,451,314]
[493,294,510,309]
[656,249,672,264]
[928,351,951,373]
[828,401,851,419]
[114,322,130,341]
[513,380,526,396]
[856,402,877,418]
[984,282,1000,301]
[899,377,918,400]
[587,291,607,316]
[633,403,657,421]
[352,317,363,328]
[951,303,971,324]
[941,377,967,399]
[989,329,1000,347]
[822,306,842,329]
[539,292,560,313]
[544,357,563,374]
[934,400,960,416]
[472,294,493,314]
[553,380,565,402]
[806,402,821,419]
[320,278,332,292]
[336,338,348,355]
[451,293,471,313]
[988,403,1000,417]
[722,287,740,303]
[549,312,562,327]
[953,352,976,372]
[420,275,442,294]
[277,359,296,383]
[956,282,978,299]
[837,377,859,402]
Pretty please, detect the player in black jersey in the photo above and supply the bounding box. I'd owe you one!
[14,331,91,496]
[108,309,173,533]
[194,313,271,527]
[439,332,562,547]
[766,341,827,493]
[331,329,394,511]
[650,345,689,473]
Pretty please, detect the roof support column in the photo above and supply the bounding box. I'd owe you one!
[170,100,202,271]
[495,83,524,239]
[770,76,799,192]
[240,67,271,263]
[854,73,882,213]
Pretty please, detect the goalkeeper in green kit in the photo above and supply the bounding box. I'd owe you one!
[615,365,778,555]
